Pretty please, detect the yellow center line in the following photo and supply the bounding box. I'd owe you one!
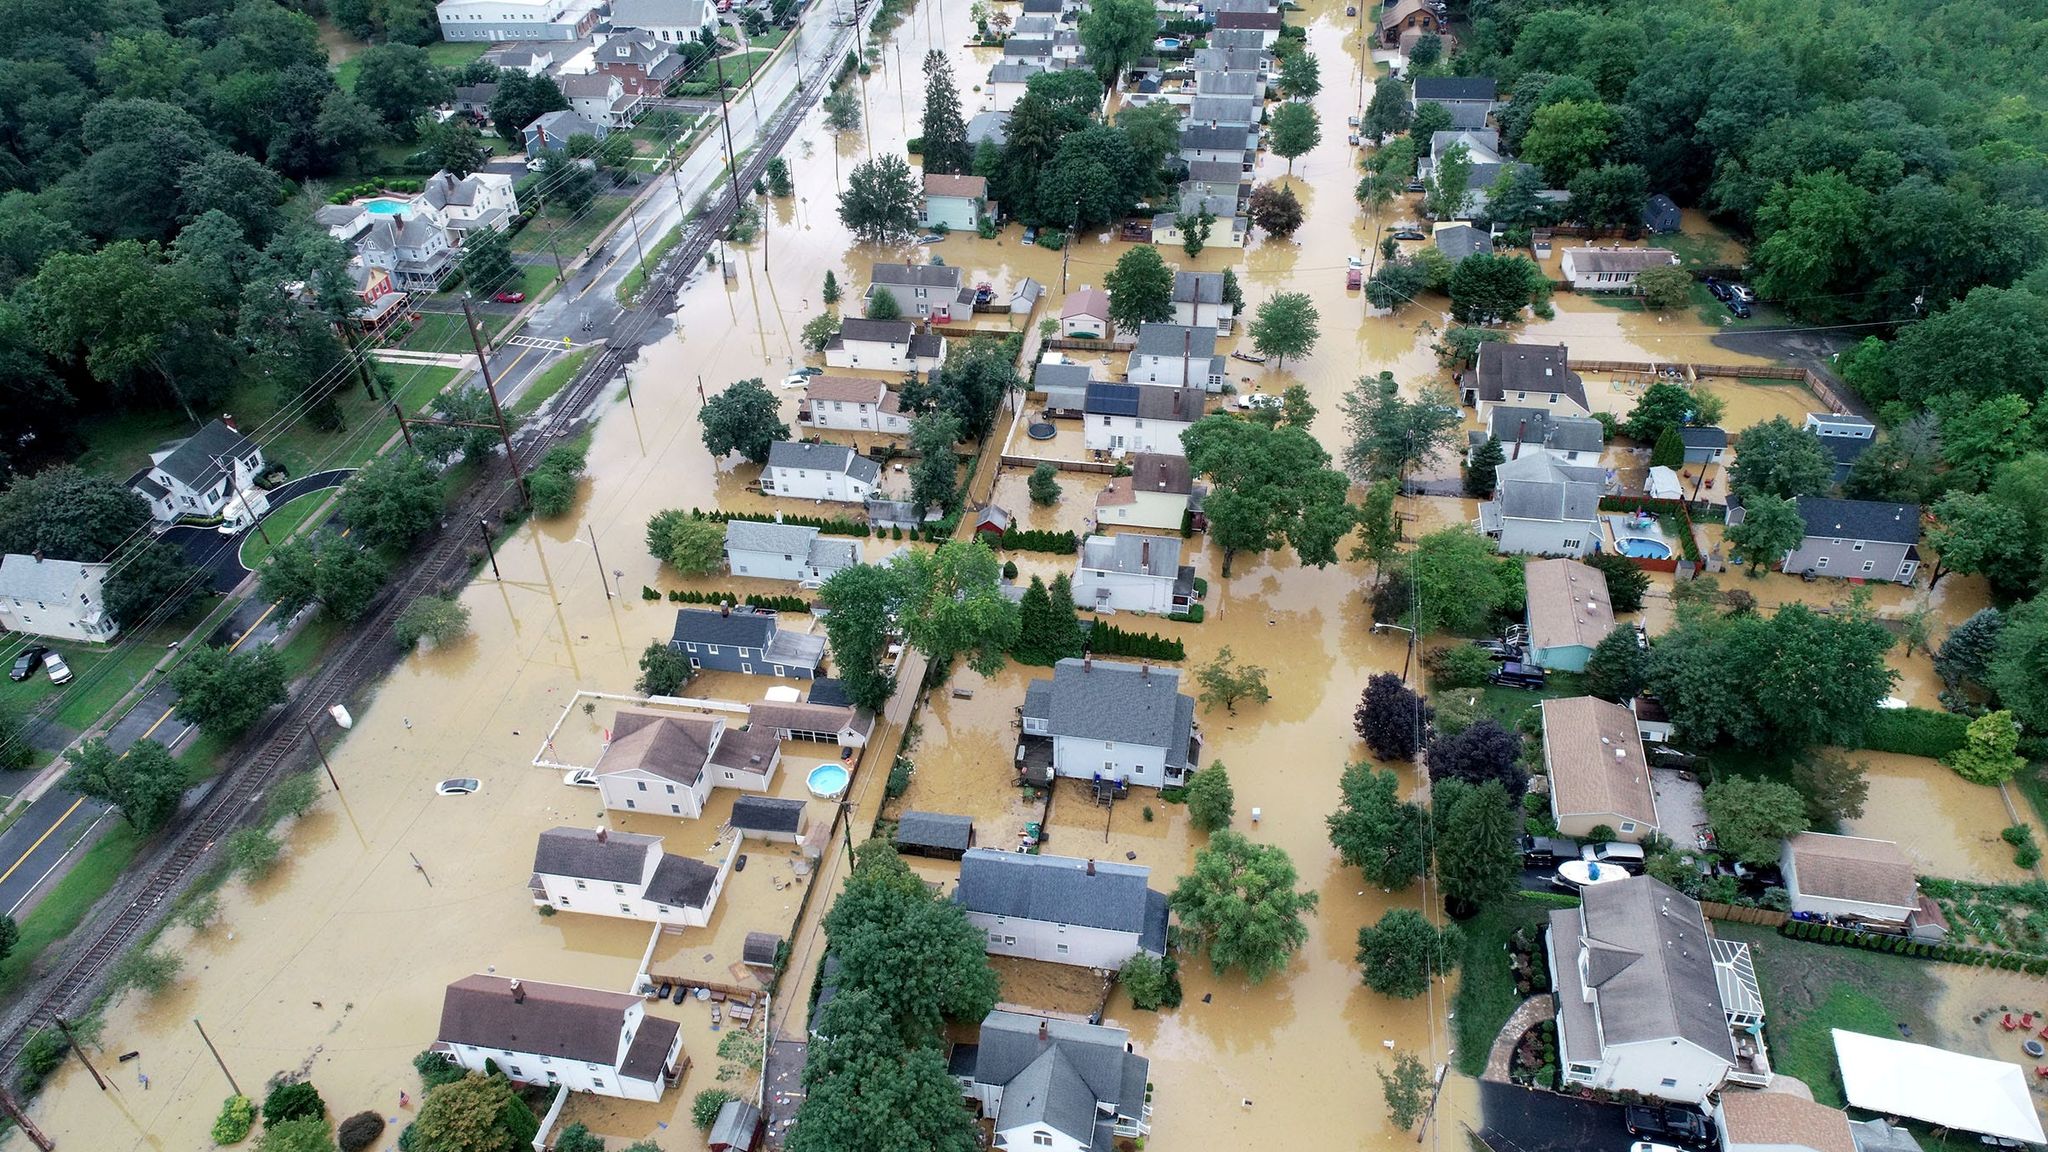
[0,796,87,887]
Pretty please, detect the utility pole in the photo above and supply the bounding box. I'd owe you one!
[304,721,340,791]
[713,52,743,212]
[55,1018,105,1091]
[459,297,527,503]
[0,1084,52,1150]
[193,1018,242,1097]
[589,524,613,599]
[340,323,377,397]
[477,517,501,580]
[1061,198,1079,292]
[213,454,273,551]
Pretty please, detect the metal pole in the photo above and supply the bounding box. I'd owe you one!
[55,1018,106,1091]
[305,721,340,791]
[459,297,527,503]
[193,1018,242,1097]
[713,53,743,212]
[213,454,274,551]
[410,852,434,887]
[477,517,501,580]
[391,402,415,452]
[589,524,613,599]
[0,1084,53,1150]
[341,323,377,397]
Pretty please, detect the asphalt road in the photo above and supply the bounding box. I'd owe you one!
[1475,1080,1630,1152]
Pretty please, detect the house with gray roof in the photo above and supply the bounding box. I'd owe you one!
[1546,875,1771,1103]
[1152,192,1248,249]
[956,850,1169,969]
[1082,382,1206,456]
[1804,411,1875,482]
[728,794,810,843]
[668,604,826,678]
[1019,657,1201,789]
[707,1098,761,1152]
[866,261,971,320]
[0,554,117,643]
[1681,425,1728,465]
[1072,533,1194,615]
[989,61,1048,110]
[958,1010,1153,1148]
[1127,323,1228,390]
[1188,94,1259,128]
[1561,246,1681,291]
[1434,221,1495,263]
[523,108,607,158]
[1035,358,1097,414]
[608,0,716,43]
[822,317,948,373]
[1773,497,1921,585]
[433,973,682,1101]
[895,810,975,859]
[760,440,883,504]
[723,519,863,585]
[128,417,268,528]
[1465,341,1591,422]
[529,826,726,927]
[1191,46,1272,76]
[1194,70,1261,99]
[1411,75,1498,115]
[592,704,788,818]
[966,110,1011,148]
[1472,405,1604,466]
[1478,451,1604,557]
[1171,271,1236,332]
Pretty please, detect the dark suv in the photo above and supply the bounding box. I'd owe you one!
[1518,835,1583,868]
[1625,1105,1713,1147]
[1488,661,1547,689]
[8,645,49,682]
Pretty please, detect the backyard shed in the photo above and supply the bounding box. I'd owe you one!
[728,795,809,844]
[708,1097,761,1151]
[742,932,782,967]
[895,810,975,860]
[1780,833,1919,924]
[1832,1030,2045,1143]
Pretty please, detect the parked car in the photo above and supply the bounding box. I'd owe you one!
[9,645,49,682]
[1703,277,1731,302]
[1726,296,1753,319]
[1488,661,1547,689]
[1236,393,1283,411]
[1518,835,1583,868]
[1728,283,1756,303]
[492,291,526,304]
[563,768,598,789]
[1582,841,1647,874]
[436,777,481,796]
[43,651,71,685]
[1630,1143,1694,1152]
[1626,1105,1714,1147]
[1470,638,1522,661]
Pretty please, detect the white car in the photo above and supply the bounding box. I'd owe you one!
[43,652,71,685]
[1632,1143,1690,1152]
[436,778,481,796]
[563,768,598,789]
[781,372,811,389]
[1236,393,1283,411]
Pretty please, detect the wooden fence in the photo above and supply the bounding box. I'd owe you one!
[1043,336,1134,353]
[1701,902,1789,927]
[999,453,1119,475]
[1566,359,1855,417]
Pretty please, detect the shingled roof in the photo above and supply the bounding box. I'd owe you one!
[1541,696,1658,829]
[1786,832,1918,910]
[437,975,638,1064]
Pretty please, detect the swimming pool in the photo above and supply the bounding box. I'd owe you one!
[806,763,850,798]
[1153,36,1182,50]
[1615,537,1673,560]
[362,199,409,215]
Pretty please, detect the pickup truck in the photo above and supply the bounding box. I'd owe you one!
[1518,835,1582,868]
[1625,1105,1713,1148]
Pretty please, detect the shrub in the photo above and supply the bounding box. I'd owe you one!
[1424,644,1493,690]
[228,827,283,881]
[1086,622,1185,661]
[393,595,472,650]
[1002,559,1019,580]
[886,756,913,800]
[267,772,321,822]
[263,1079,327,1126]
[693,1089,736,1129]
[113,946,183,997]
[2020,845,2042,869]
[527,443,589,518]
[15,1028,66,1094]
[1121,953,1169,1010]
[669,506,870,536]
[214,1095,258,1144]
[337,1111,385,1152]
[413,1050,467,1090]
[1856,706,1969,757]
[2005,825,2036,848]
[999,527,1079,553]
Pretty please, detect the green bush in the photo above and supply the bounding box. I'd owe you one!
[999,527,1079,553]
[1168,604,1206,623]
[1424,644,1494,689]
[337,1111,385,1152]
[886,756,913,800]
[693,1089,736,1130]
[527,443,589,519]
[677,506,870,536]
[663,589,813,612]
[642,585,661,600]
[1086,622,1186,661]
[2019,845,2042,869]
[413,1050,467,1090]
[1856,706,1970,757]
[263,1079,326,1126]
[214,1095,258,1144]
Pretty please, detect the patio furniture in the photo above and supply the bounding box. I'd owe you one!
[2003,1013,2019,1031]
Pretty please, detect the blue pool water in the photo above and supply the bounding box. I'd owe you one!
[363,199,408,214]
[1154,36,1182,49]
[1616,537,1674,559]
[807,763,850,798]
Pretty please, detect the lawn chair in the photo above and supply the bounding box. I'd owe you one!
[2003,1013,2019,1031]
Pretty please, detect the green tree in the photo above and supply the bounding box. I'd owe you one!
[839,155,922,243]
[1433,778,1520,914]
[691,1091,735,1131]
[1117,102,1181,185]
[1650,424,1686,470]
[262,532,389,623]
[1182,415,1355,575]
[1565,162,1649,232]
[264,1079,327,1125]
[64,738,187,832]
[537,151,596,214]
[890,540,1020,674]
[1636,265,1694,312]
[1406,526,1514,634]
[170,645,287,738]
[1356,908,1460,998]
[647,512,726,574]
[1379,1052,1431,1132]
[254,1118,334,1152]
[1077,0,1154,84]
[422,117,489,178]
[786,989,980,1152]
[1792,752,1870,825]
[1621,380,1719,442]
[819,564,901,711]
[0,707,33,773]
[1648,602,1895,751]
[800,312,839,353]
[1424,142,1473,220]
[1464,435,1505,497]
[1447,252,1543,324]
[1327,763,1429,890]
[1361,78,1411,143]
[1269,102,1320,175]
[1195,646,1269,714]
[1277,50,1321,101]
[1926,491,2028,589]
[1248,182,1304,238]
[1045,573,1087,661]
[411,1073,537,1152]
[1519,99,1618,185]
[1946,710,2024,785]
[864,282,902,321]
[1186,761,1236,832]
[1028,462,1060,506]
[821,843,999,1044]
[351,44,449,134]
[903,333,1020,441]
[525,444,586,519]
[1986,599,2048,730]
[918,49,968,173]
[700,377,789,464]
[821,270,841,305]
[822,89,861,133]
[1169,831,1318,981]
[1938,392,2030,491]
[1729,417,1832,501]
[1102,245,1175,333]
[1119,952,1172,1010]
[1584,627,1649,702]
[394,595,471,649]
[1250,291,1319,367]
[636,641,693,697]
[1176,207,1214,257]
[553,1124,605,1152]
[1726,493,1805,573]
[1702,776,1808,864]
[455,226,514,297]
[339,452,442,550]
[1583,552,1649,613]
[908,410,962,514]
[103,539,199,629]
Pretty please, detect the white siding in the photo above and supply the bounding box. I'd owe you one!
[442,1002,672,1101]
[804,399,911,435]
[1050,735,1169,788]
[760,465,873,503]
[1097,490,1187,531]
[968,913,1145,969]
[598,768,709,818]
[1071,567,1176,614]
[1084,414,1192,457]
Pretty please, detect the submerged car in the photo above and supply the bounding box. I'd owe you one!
[436,778,481,796]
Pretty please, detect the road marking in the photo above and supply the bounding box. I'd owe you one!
[129,597,282,748]
[7,810,108,918]
[0,795,87,889]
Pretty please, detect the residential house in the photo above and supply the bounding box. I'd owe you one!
[0,555,118,643]
[560,71,637,128]
[956,1011,1153,1148]
[1011,13,1057,37]
[1541,695,1659,841]
[799,376,911,435]
[1682,426,1728,466]
[760,441,882,505]
[1418,129,1501,183]
[1095,452,1202,532]
[1775,496,1920,584]
[1009,278,1043,317]
[1188,94,1259,129]
[965,110,1010,147]
[1715,1092,1858,1152]
[1050,27,1085,64]
[895,810,975,860]
[609,0,719,42]
[1207,26,1272,52]
[432,974,681,1101]
[528,827,724,927]
[1631,696,1674,745]
[1171,271,1236,332]
[1212,9,1282,46]
[1193,70,1261,99]
[1179,124,1257,168]
[1151,192,1247,249]
[1455,160,1546,218]
[435,0,603,41]
[593,31,686,97]
[1434,221,1495,262]
[1547,876,1770,1103]
[359,210,453,291]
[592,705,785,817]
[722,520,863,584]
[667,605,825,678]
[728,794,809,843]
[1002,37,1055,67]
[1524,558,1616,673]
[419,170,521,236]
[1560,247,1681,291]
[524,108,607,157]
[1191,46,1272,77]
[1781,833,1945,934]
[747,698,872,747]
[956,850,1170,968]
[1474,406,1604,466]
[1018,657,1202,789]
[1072,533,1193,615]
[1805,412,1875,483]
[1083,383,1206,457]
[454,81,499,115]
[128,418,268,528]
[1464,341,1591,422]
[1060,286,1111,339]
[988,62,1047,111]
[481,44,555,74]
[1377,0,1448,47]
[1478,451,1604,557]
[707,1099,762,1152]
[919,173,990,231]
[1034,359,1095,415]
[823,317,948,372]
[1181,159,1248,202]
[1127,323,1228,391]
[1411,75,1497,116]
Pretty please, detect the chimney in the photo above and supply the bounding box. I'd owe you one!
[510,979,525,1003]
[1141,539,1151,568]
[721,601,732,617]
[1038,1019,1051,1043]
[1512,418,1526,461]
[1083,655,1093,672]
[221,413,238,432]
[774,510,783,523]
[1141,661,1151,681]
[1086,858,1096,876]
[596,827,608,844]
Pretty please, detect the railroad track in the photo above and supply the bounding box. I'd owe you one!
[0,7,865,1078]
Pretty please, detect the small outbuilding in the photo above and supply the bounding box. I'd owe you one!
[729,795,809,844]
[742,931,782,967]
[708,1097,762,1151]
[894,810,975,860]
[972,504,1013,539]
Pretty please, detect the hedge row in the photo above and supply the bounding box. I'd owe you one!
[326,179,423,204]
[999,528,1079,554]
[1779,918,2048,970]
[1168,604,1206,623]
[683,507,871,537]
[1086,622,1186,661]
[664,589,813,612]
[1599,496,1695,515]
[1855,706,1969,758]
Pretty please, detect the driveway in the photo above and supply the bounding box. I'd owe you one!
[1476,1080,1629,1152]
[160,468,354,589]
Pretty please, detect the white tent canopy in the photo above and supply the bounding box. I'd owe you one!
[1833,1029,2046,1143]
[1645,466,1683,501]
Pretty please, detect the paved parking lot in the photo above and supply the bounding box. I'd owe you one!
[1476,1081,1628,1152]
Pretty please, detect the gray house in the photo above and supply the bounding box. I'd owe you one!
[1171,271,1236,332]
[1127,323,1228,390]
[1776,497,1921,584]
[668,606,825,678]
[955,850,1169,969]
[867,262,971,320]
[1465,342,1591,422]
[956,1011,1152,1149]
[895,810,975,860]
[729,795,810,844]
[1473,405,1604,466]
[1188,95,1259,128]
[1805,412,1876,483]
[723,520,862,584]
[1680,426,1728,466]
[1478,451,1604,557]
[523,109,606,158]
[1411,75,1498,116]
[1019,657,1201,790]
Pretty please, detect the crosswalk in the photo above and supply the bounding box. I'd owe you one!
[505,334,581,352]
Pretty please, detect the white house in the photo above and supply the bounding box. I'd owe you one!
[919,173,989,231]
[0,555,118,643]
[1477,406,1605,467]
[1805,411,1875,482]
[608,0,719,43]
[1547,876,1771,1104]
[1083,382,1205,457]
[958,1012,1152,1150]
[988,62,1046,111]
[435,0,603,41]
[591,706,784,819]
[1477,451,1604,557]
[433,974,682,1101]
[800,375,910,435]
[1095,452,1202,532]
[1171,271,1236,332]
[1018,657,1201,790]
[1464,341,1591,423]
[723,520,863,584]
[1780,833,1924,926]
[955,850,1170,969]
[418,170,521,236]
[1150,193,1247,249]
[760,441,882,504]
[1560,247,1680,291]
[1060,286,1111,339]
[823,318,948,372]
[529,827,727,928]
[1071,533,1193,615]
[1540,695,1659,842]
[1410,75,1498,116]
[560,71,637,129]
[1126,323,1227,390]
[128,418,268,529]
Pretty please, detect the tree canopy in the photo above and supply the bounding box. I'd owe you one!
[699,377,789,465]
[1327,762,1430,891]
[1102,245,1175,334]
[1646,602,1896,751]
[1181,414,1355,576]
[1170,832,1318,981]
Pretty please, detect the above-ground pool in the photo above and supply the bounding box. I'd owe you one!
[1153,36,1181,50]
[1616,537,1674,560]
[807,763,850,798]
[362,199,409,215]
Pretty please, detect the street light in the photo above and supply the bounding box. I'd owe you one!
[306,704,354,791]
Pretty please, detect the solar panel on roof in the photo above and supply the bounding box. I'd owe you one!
[1086,383,1141,417]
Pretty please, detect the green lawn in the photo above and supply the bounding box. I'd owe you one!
[0,822,141,997]
[615,223,684,307]
[513,347,599,420]
[512,196,634,257]
[0,615,198,731]
[390,311,475,356]
[1714,921,1938,1107]
[1452,893,1576,1076]
[274,613,344,684]
[1470,672,1586,733]
[750,29,789,48]
[335,40,488,91]
[239,489,341,571]
[385,363,462,417]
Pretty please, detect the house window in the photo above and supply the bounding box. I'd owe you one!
[574,880,586,890]
[708,645,720,654]
[1862,560,1875,573]
[625,799,636,809]
[1816,557,1829,569]
[1852,541,1864,551]
[1562,539,1581,550]
[665,784,675,794]
[1660,1078,1678,1088]
[613,883,625,895]
[620,903,632,914]
[723,771,735,780]
[1056,943,1070,954]
[670,804,681,814]
[1034,1134,1055,1147]
[559,896,570,905]
[1618,821,1637,834]
[637,781,647,791]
